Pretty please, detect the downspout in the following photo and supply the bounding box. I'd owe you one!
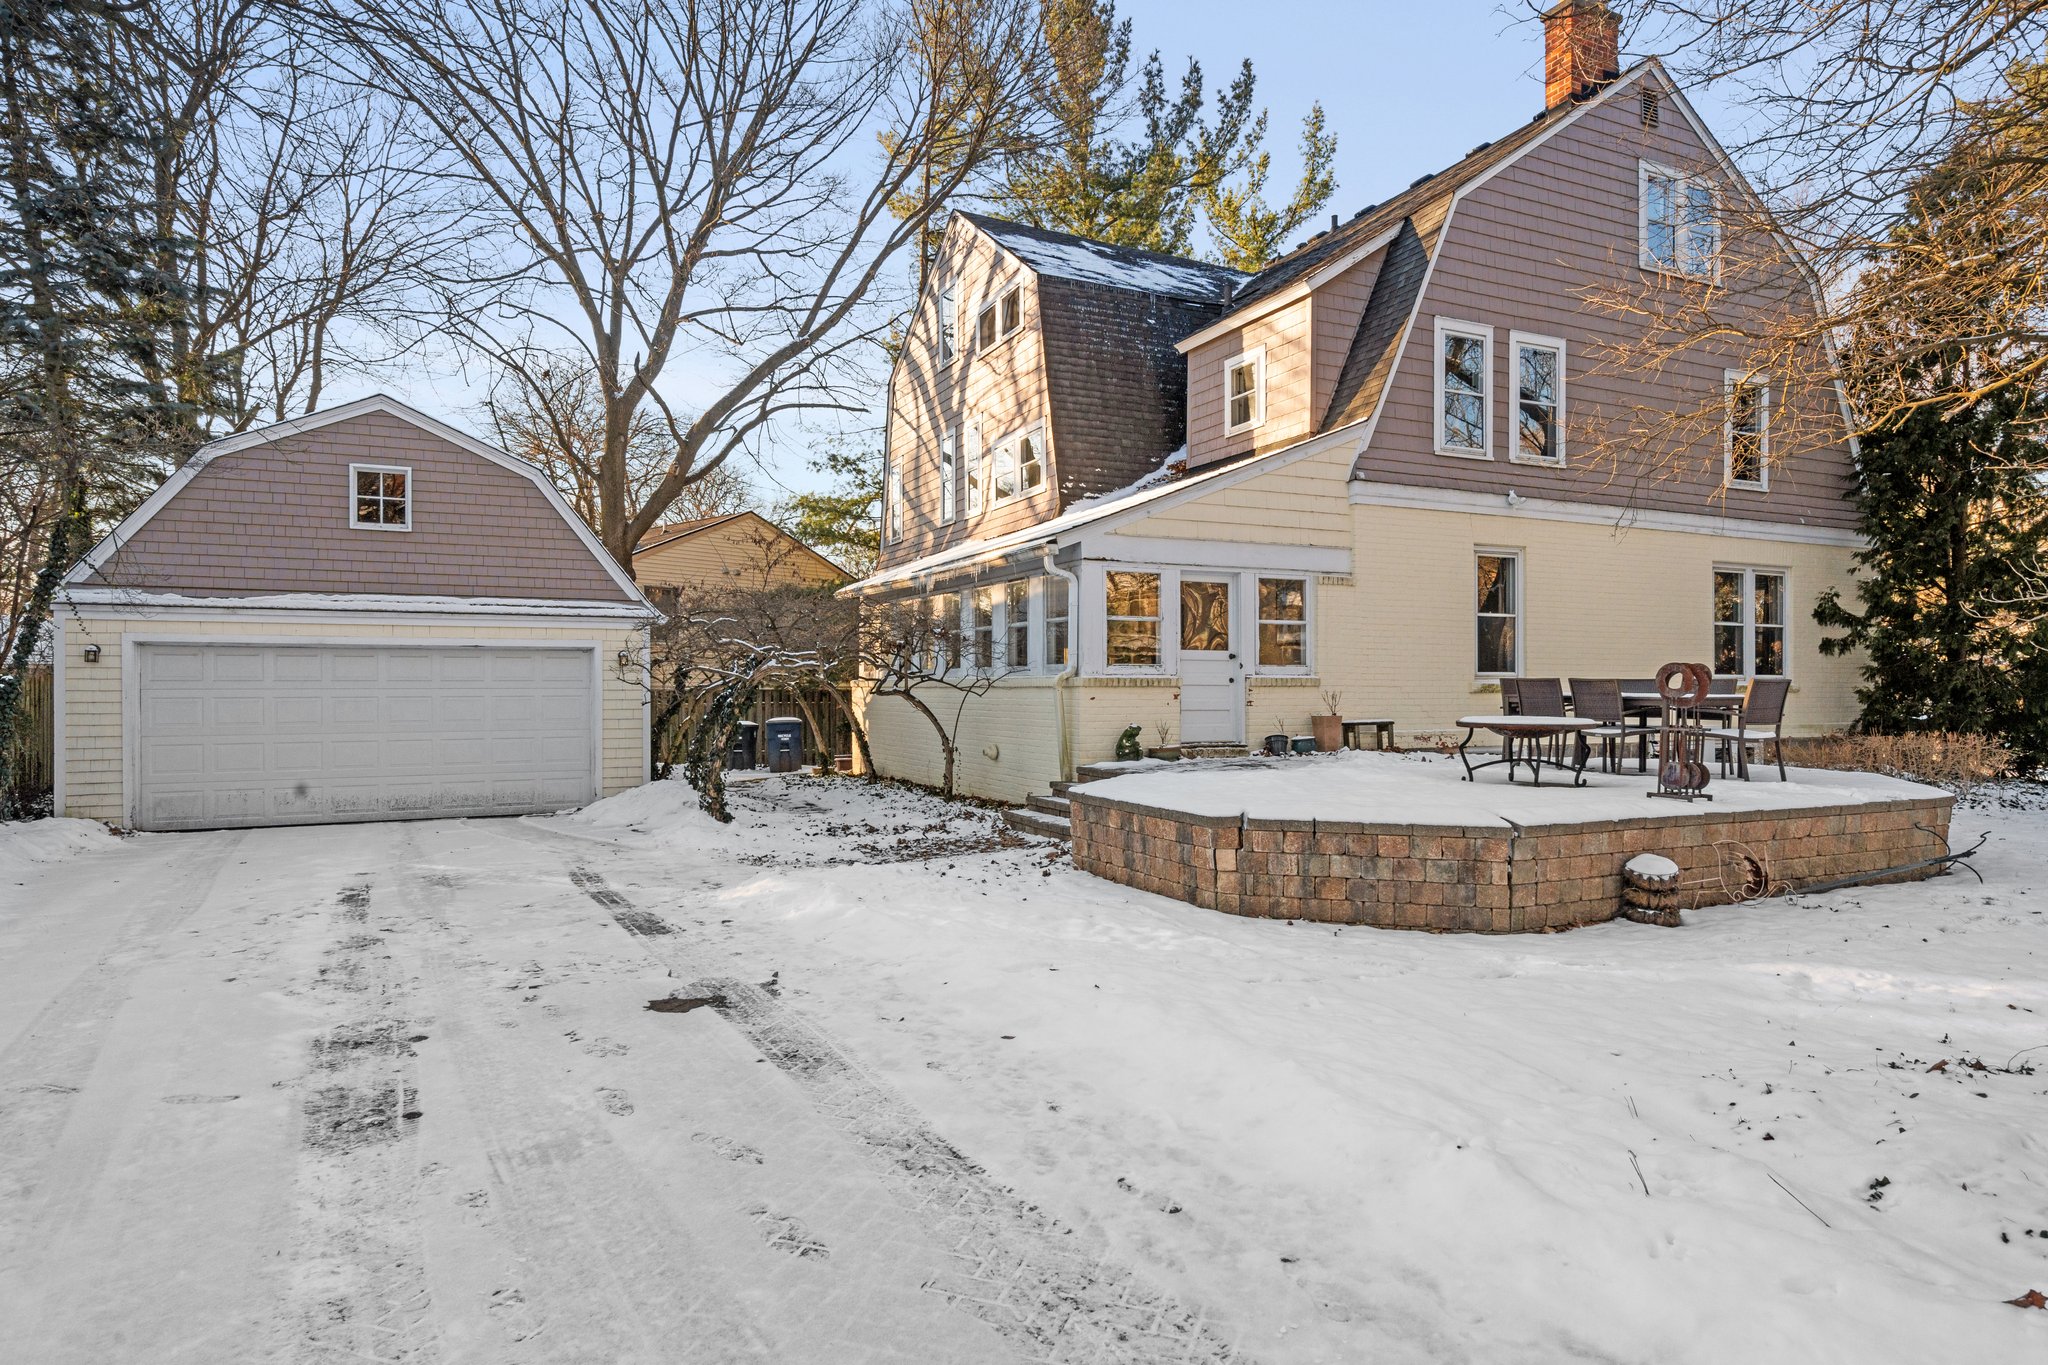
[1042,548,1079,782]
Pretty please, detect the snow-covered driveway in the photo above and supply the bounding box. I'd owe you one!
[2,773,2045,1364]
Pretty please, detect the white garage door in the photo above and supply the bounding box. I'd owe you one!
[134,643,598,830]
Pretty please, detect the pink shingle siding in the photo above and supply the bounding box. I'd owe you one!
[82,410,634,600]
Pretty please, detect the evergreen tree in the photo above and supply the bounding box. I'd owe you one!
[993,0,1334,266]
[1815,135,2048,771]
[0,0,197,811]
[783,442,883,577]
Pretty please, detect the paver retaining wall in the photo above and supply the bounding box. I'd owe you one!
[1068,791,1957,932]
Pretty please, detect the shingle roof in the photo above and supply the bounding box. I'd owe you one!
[1223,97,1577,316]
[635,513,748,551]
[957,212,1245,304]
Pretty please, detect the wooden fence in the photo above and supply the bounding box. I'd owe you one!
[4,666,54,814]
[653,683,853,774]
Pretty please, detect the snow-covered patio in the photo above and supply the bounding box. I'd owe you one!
[1070,750,1960,933]
[2,772,2044,1362]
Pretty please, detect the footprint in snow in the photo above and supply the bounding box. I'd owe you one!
[596,1087,634,1116]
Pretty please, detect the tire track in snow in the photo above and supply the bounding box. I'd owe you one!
[0,831,245,1277]
[396,849,775,1363]
[569,864,1251,1365]
[283,873,439,1365]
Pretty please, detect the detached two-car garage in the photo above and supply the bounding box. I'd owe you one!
[133,643,600,831]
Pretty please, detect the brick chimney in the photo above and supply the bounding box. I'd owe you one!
[1543,0,1621,108]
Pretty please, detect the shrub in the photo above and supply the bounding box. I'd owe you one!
[1779,731,2014,793]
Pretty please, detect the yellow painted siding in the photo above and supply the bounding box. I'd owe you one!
[58,614,650,823]
[856,676,1067,804]
[1112,438,1356,549]
[634,515,843,591]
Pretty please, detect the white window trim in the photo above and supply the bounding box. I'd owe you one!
[1043,573,1071,673]
[1003,577,1035,672]
[1506,331,1567,468]
[988,423,1047,505]
[1639,160,1722,283]
[964,421,985,517]
[998,285,1023,340]
[886,460,904,544]
[1713,564,1791,679]
[938,283,957,365]
[1221,346,1268,436]
[1099,565,1167,675]
[1723,370,1771,491]
[1251,573,1314,676]
[1474,547,1523,679]
[939,428,957,524]
[1433,318,1493,459]
[348,462,412,532]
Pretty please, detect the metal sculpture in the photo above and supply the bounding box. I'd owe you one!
[1649,661,1714,801]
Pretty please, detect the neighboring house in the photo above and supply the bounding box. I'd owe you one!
[53,396,661,831]
[845,2,1866,804]
[633,511,846,597]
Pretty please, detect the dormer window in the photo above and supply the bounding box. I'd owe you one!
[1641,162,1718,279]
[1223,348,1266,435]
[350,464,411,530]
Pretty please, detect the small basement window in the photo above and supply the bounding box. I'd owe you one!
[351,464,411,530]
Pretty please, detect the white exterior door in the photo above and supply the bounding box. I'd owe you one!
[1177,577,1244,745]
[133,642,598,830]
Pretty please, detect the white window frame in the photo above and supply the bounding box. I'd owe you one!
[1474,548,1522,679]
[998,285,1022,339]
[1043,573,1070,671]
[1016,428,1045,494]
[1252,574,1312,676]
[886,459,904,543]
[1433,318,1493,459]
[1724,370,1770,490]
[348,463,413,531]
[927,592,959,674]
[1507,331,1566,467]
[988,424,1047,505]
[975,299,998,350]
[938,284,957,364]
[1713,565,1790,679]
[1639,160,1721,282]
[1102,567,1164,673]
[1004,578,1033,671]
[1222,346,1267,436]
[964,421,984,516]
[939,428,957,524]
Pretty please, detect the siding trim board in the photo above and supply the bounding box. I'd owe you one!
[1346,479,1864,548]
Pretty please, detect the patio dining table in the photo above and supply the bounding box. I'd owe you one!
[1456,715,1601,787]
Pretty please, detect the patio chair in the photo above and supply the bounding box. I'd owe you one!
[1498,677,1523,715]
[1567,678,1634,773]
[1516,677,1568,764]
[1704,676,1790,780]
[1618,677,1661,772]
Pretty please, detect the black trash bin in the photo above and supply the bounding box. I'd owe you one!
[763,717,804,773]
[727,719,759,771]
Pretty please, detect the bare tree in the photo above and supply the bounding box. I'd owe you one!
[1579,2,2048,453]
[309,0,1053,570]
[858,596,1005,796]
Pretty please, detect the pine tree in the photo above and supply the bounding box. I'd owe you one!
[1815,135,2048,771]
[0,0,198,811]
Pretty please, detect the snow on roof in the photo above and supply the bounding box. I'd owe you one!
[961,213,1245,302]
[59,588,660,619]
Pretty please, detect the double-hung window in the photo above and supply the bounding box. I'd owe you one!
[1104,571,1161,668]
[886,459,904,543]
[1223,348,1266,435]
[965,422,984,515]
[351,464,411,530]
[1713,568,1787,677]
[992,443,1017,502]
[1044,574,1070,668]
[1641,162,1718,279]
[1475,551,1521,676]
[938,285,957,363]
[928,593,958,673]
[967,587,996,671]
[939,428,957,524]
[975,300,998,349]
[976,285,1023,351]
[1435,320,1491,456]
[990,426,1045,504]
[1725,373,1769,488]
[1510,333,1564,466]
[1004,579,1032,669]
[999,286,1021,336]
[1256,577,1307,669]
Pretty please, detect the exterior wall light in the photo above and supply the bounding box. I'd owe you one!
[82,643,101,663]
[616,649,634,671]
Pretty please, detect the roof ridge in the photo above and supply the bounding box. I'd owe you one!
[955,210,1241,277]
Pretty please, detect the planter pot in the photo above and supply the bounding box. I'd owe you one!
[1311,714,1344,751]
[1263,733,1291,757]
[1290,735,1317,755]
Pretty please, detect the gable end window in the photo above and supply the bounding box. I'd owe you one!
[350,464,411,530]
[886,460,904,543]
[976,285,1024,352]
[1434,319,1492,457]
[1000,286,1021,336]
[1223,348,1266,435]
[975,300,997,349]
[965,422,985,516]
[1509,332,1565,466]
[1725,373,1769,489]
[1641,162,1718,279]
[938,285,957,363]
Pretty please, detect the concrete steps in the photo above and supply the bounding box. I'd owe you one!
[1003,806,1072,839]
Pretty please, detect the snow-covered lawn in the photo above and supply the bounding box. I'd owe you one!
[2,773,2043,1363]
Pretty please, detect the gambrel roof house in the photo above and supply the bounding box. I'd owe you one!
[53,396,660,830]
[847,2,1866,805]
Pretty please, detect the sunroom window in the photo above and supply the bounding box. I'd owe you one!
[1257,577,1307,668]
[1104,571,1160,667]
[1005,579,1032,669]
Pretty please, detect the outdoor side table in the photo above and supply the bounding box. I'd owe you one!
[1342,718,1397,751]
[1455,715,1601,786]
